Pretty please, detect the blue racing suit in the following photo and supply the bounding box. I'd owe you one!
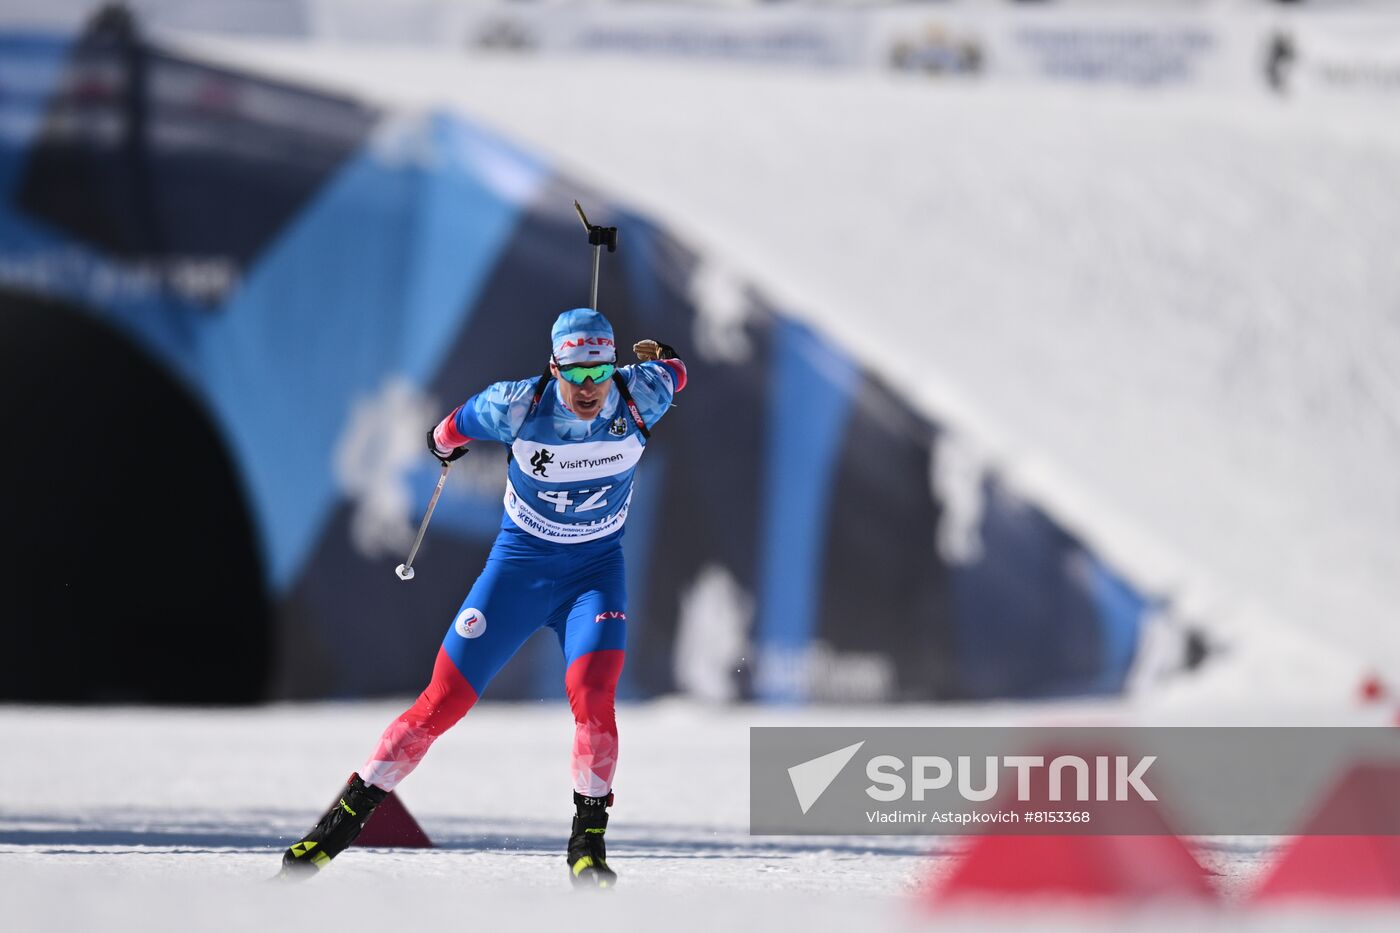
[359,359,686,798]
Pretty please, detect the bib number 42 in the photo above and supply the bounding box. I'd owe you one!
[537,485,611,515]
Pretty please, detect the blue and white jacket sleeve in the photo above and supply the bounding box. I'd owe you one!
[432,377,540,449]
[623,358,688,428]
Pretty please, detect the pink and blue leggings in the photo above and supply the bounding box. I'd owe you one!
[360,527,628,798]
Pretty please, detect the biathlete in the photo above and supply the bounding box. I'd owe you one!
[280,308,686,888]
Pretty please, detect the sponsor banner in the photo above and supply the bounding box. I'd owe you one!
[752,727,1400,836]
[20,2,1400,98]
[982,8,1253,90]
[864,9,987,79]
[1264,13,1400,96]
[458,4,868,68]
[455,4,1254,90]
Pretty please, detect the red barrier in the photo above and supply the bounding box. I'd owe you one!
[928,746,1216,904]
[1252,762,1400,901]
[351,791,433,848]
[935,833,1217,903]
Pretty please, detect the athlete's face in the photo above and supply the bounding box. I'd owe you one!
[551,360,614,420]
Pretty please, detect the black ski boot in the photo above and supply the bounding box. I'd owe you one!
[277,772,388,880]
[567,791,618,889]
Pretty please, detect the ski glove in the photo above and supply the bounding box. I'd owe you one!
[426,429,469,466]
[633,339,678,361]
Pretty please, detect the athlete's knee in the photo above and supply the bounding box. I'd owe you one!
[403,647,480,735]
[565,650,625,726]
[567,681,615,729]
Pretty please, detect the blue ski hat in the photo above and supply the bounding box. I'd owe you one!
[551,308,616,366]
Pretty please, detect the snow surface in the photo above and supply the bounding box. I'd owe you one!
[164,38,1400,694]
[4,701,1400,932]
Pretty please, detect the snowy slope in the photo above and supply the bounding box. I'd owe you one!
[166,39,1400,689]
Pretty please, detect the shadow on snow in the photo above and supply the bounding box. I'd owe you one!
[0,808,949,860]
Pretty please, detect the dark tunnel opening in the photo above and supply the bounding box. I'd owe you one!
[0,288,271,703]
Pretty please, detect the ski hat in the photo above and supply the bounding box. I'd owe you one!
[551,308,616,366]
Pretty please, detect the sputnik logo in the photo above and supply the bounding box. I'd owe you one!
[788,742,865,815]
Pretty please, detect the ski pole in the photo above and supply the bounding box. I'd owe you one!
[573,200,617,310]
[395,461,451,581]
